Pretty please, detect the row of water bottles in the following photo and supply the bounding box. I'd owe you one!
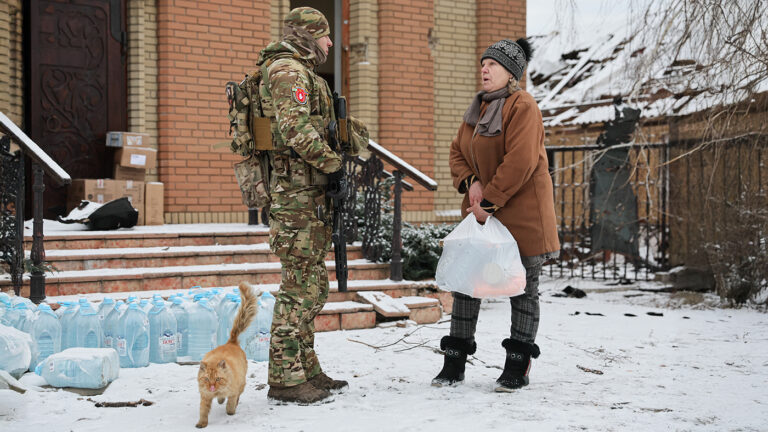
[1,287,276,374]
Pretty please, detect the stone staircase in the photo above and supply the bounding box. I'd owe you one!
[3,224,449,332]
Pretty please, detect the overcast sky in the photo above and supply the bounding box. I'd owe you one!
[526,0,645,36]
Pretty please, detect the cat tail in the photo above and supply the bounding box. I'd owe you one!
[228,282,258,345]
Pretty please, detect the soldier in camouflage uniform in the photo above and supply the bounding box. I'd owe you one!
[256,7,348,404]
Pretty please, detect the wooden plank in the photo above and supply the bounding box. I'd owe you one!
[398,296,439,309]
[319,301,374,315]
[356,291,410,317]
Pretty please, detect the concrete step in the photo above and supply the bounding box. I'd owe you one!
[2,260,391,297]
[38,244,365,271]
[23,224,270,250]
[44,282,449,332]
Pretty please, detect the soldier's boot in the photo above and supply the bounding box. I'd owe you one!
[494,338,540,392]
[267,382,332,404]
[431,336,476,387]
[308,372,348,391]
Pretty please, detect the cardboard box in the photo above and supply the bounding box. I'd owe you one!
[144,182,164,225]
[113,165,146,181]
[106,132,152,148]
[67,179,117,211]
[115,147,157,169]
[118,180,145,225]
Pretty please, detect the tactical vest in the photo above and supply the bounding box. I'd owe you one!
[260,57,334,191]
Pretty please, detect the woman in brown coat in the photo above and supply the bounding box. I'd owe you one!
[432,38,560,392]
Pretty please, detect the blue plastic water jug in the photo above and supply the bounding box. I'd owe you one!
[258,291,276,333]
[73,302,102,349]
[116,303,149,368]
[97,298,115,323]
[30,304,62,368]
[36,348,119,389]
[170,297,189,358]
[216,295,241,346]
[186,298,217,361]
[10,303,35,332]
[0,295,10,326]
[148,301,177,364]
[59,302,80,350]
[103,300,124,349]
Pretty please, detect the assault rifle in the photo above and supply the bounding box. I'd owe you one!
[328,92,349,292]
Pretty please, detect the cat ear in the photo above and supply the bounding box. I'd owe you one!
[199,362,207,370]
[218,360,227,369]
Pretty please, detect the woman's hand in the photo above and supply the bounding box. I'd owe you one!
[466,202,491,223]
[468,181,483,207]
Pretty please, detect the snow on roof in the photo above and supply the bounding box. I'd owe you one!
[528,9,768,128]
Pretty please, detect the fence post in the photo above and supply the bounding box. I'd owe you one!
[390,170,403,281]
[30,163,46,304]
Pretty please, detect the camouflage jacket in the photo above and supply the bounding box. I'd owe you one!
[257,38,342,193]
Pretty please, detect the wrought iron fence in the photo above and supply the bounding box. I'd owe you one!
[545,142,670,281]
[0,136,24,293]
[0,112,71,302]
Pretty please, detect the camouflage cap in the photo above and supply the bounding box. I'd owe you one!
[284,7,330,39]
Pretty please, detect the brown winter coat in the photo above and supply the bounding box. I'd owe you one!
[449,90,560,257]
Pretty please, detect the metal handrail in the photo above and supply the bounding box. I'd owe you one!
[0,111,70,303]
[0,112,71,186]
[356,139,437,281]
[367,139,438,191]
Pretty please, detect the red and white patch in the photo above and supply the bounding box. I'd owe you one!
[292,86,308,105]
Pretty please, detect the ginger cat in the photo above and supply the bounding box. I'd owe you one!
[196,282,258,428]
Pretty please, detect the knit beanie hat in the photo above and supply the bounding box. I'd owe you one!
[480,38,533,81]
[284,7,330,39]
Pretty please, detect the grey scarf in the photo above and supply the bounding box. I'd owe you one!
[462,87,511,137]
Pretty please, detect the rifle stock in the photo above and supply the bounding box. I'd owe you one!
[331,92,349,292]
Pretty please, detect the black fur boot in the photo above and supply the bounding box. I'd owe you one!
[431,336,477,387]
[495,338,540,392]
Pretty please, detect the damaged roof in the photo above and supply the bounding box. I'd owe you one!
[527,12,768,128]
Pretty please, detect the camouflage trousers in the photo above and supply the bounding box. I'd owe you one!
[267,187,332,387]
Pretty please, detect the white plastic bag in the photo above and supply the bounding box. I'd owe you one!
[436,214,526,298]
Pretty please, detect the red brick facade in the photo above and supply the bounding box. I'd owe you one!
[157,1,270,215]
[377,0,436,212]
[477,0,527,59]
[151,0,526,220]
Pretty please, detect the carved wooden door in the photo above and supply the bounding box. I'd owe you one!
[27,0,126,218]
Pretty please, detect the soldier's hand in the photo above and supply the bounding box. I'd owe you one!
[326,170,347,199]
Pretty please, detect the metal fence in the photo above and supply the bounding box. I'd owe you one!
[545,142,670,281]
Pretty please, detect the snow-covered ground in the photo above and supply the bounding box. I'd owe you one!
[2,277,767,432]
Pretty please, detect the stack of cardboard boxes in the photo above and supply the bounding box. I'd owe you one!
[66,132,164,225]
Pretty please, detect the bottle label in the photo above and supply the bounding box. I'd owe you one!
[160,333,176,352]
[116,338,127,356]
[104,336,113,348]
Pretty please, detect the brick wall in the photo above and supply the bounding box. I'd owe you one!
[128,0,159,182]
[156,0,270,223]
[433,0,477,219]
[476,0,526,60]
[0,1,9,116]
[270,0,290,42]
[0,0,23,125]
[349,0,379,142]
[378,0,435,215]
